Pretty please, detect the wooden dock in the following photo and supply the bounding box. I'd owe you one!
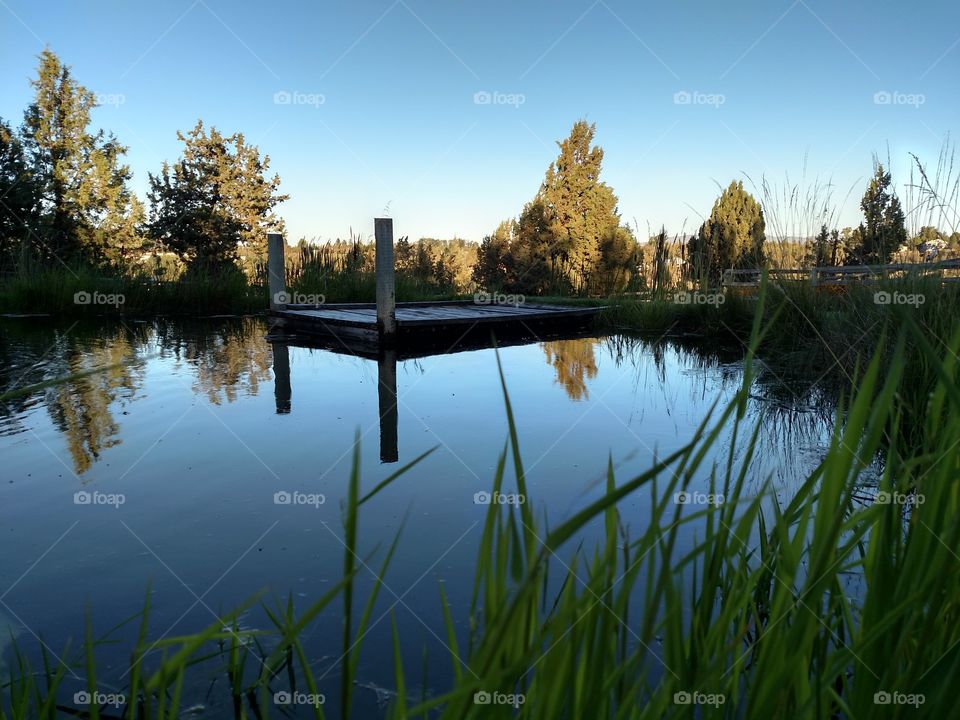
[271,300,602,352]
[266,219,604,353]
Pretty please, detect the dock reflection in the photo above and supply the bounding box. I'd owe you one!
[269,339,399,462]
[268,326,600,464]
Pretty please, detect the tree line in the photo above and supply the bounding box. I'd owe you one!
[471,122,943,295]
[2,50,953,298]
[0,50,287,278]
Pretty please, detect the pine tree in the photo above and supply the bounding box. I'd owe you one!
[147,121,287,272]
[90,137,146,265]
[689,180,765,284]
[395,236,413,273]
[650,226,670,295]
[513,198,557,294]
[504,121,634,294]
[807,224,833,267]
[227,130,287,265]
[849,163,906,265]
[472,220,514,290]
[596,225,638,294]
[0,118,40,268]
[21,50,141,264]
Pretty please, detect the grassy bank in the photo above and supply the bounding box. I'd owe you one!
[3,291,959,719]
[591,277,959,453]
[0,267,268,316]
[0,266,467,316]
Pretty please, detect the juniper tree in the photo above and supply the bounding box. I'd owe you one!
[21,50,141,264]
[0,119,39,268]
[147,121,287,272]
[510,121,635,295]
[807,224,835,267]
[689,180,766,284]
[849,163,906,265]
[472,219,515,291]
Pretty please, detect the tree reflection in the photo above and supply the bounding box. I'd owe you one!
[541,338,599,400]
[187,319,272,405]
[45,329,143,475]
[2,317,274,475]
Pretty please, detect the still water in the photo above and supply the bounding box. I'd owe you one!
[0,316,834,715]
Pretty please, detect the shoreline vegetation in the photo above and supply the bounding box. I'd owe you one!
[2,50,958,318]
[3,272,955,456]
[2,294,959,718]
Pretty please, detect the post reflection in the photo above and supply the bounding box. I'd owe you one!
[272,343,291,414]
[377,349,398,463]
[269,343,399,462]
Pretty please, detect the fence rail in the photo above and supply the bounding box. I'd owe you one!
[722,258,960,288]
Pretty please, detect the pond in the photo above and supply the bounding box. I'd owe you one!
[0,316,836,716]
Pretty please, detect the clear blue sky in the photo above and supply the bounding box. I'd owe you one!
[2,0,957,243]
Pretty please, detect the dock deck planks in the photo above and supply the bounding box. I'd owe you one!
[270,300,604,350]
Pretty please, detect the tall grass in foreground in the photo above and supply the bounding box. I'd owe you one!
[3,286,959,719]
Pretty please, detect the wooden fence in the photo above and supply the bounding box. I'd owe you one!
[722,258,960,288]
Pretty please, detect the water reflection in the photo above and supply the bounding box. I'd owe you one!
[272,343,291,414]
[49,332,141,475]
[155,318,273,405]
[268,342,398,463]
[0,318,876,712]
[0,316,843,479]
[541,338,599,400]
[0,317,277,474]
[377,349,399,463]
